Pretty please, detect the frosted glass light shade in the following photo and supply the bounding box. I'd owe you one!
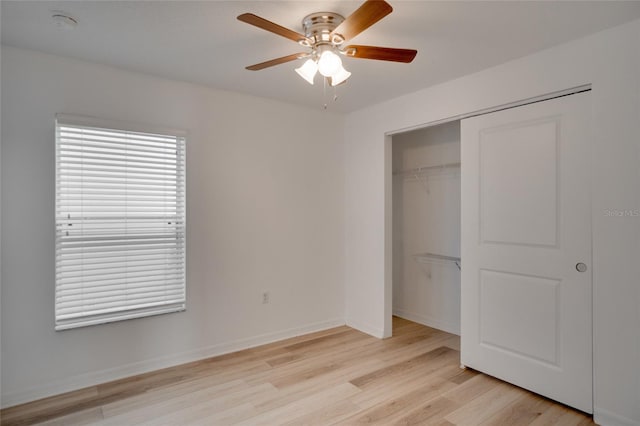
[317,50,342,77]
[330,64,351,86]
[295,59,318,85]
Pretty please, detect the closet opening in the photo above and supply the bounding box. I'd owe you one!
[391,120,461,336]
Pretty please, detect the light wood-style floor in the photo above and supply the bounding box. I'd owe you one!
[1,317,595,426]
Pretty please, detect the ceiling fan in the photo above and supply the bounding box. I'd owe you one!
[237,0,417,86]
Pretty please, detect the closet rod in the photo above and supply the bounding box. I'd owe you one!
[393,162,460,177]
[413,252,461,270]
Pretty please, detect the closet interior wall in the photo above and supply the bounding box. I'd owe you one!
[392,121,461,335]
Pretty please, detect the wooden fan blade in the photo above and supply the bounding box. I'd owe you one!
[331,0,393,43]
[246,53,308,71]
[238,13,311,45]
[344,45,417,63]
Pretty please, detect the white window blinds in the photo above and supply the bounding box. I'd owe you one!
[55,116,186,330]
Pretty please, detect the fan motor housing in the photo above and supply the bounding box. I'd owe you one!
[301,12,345,46]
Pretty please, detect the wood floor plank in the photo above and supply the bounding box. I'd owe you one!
[0,388,100,426]
[100,375,250,417]
[447,367,480,385]
[187,402,256,426]
[479,392,556,425]
[441,372,503,405]
[348,363,457,409]
[235,382,361,426]
[0,317,596,426]
[249,359,384,415]
[391,396,459,425]
[244,343,384,389]
[281,400,361,426]
[444,382,529,425]
[132,383,276,426]
[338,379,456,425]
[529,405,595,426]
[31,407,104,426]
[97,379,253,425]
[350,346,458,389]
[372,330,453,362]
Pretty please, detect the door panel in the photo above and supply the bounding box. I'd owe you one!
[479,117,559,247]
[479,270,561,365]
[461,92,592,413]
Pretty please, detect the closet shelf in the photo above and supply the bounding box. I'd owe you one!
[413,252,461,270]
[393,162,461,178]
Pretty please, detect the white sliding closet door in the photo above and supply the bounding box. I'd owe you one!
[460,92,592,413]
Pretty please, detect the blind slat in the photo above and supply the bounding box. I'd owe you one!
[55,119,186,330]
[57,264,184,280]
[56,186,181,194]
[57,257,184,270]
[56,291,186,308]
[60,128,179,144]
[59,142,181,158]
[57,287,186,302]
[56,248,183,264]
[57,271,185,287]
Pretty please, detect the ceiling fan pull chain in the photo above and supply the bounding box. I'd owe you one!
[323,76,328,110]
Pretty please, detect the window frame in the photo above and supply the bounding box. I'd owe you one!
[54,114,187,330]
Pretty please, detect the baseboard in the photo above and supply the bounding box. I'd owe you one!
[593,407,639,426]
[393,308,460,336]
[1,317,345,409]
[345,316,385,339]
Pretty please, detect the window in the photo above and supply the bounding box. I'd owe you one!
[55,115,186,330]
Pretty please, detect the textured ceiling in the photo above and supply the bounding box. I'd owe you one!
[3,1,640,112]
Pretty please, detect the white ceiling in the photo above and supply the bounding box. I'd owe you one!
[3,1,640,112]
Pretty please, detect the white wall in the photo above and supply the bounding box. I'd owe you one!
[392,123,461,334]
[0,46,346,407]
[344,19,640,426]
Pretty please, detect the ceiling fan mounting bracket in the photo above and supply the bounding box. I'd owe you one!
[301,12,345,47]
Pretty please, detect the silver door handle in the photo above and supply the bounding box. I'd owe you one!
[576,263,587,272]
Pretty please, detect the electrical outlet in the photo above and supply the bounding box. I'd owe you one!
[262,292,269,304]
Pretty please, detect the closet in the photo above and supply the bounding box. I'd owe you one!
[391,90,593,413]
[391,120,461,335]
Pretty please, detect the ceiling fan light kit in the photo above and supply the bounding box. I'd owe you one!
[317,49,341,77]
[238,0,417,96]
[330,66,352,86]
[295,59,318,84]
